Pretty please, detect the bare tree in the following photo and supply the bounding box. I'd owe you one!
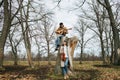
[39,15,55,65]
[0,0,23,67]
[17,0,54,67]
[33,34,43,65]
[92,1,106,63]
[75,19,95,64]
[8,25,22,65]
[19,0,33,67]
[104,23,111,63]
[97,0,120,65]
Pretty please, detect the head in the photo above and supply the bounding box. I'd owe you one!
[59,22,64,28]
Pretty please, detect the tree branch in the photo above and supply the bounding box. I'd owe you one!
[97,0,106,8]
[11,0,23,21]
[0,0,3,7]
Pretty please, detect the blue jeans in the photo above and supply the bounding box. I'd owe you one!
[61,58,68,76]
[55,35,64,48]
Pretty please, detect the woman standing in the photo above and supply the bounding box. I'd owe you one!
[60,41,69,79]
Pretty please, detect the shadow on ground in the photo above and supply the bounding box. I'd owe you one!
[0,65,101,80]
[93,64,113,68]
[0,65,50,80]
[73,68,100,80]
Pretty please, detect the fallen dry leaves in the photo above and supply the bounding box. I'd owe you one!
[0,61,119,80]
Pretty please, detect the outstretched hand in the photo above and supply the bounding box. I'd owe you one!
[68,28,72,30]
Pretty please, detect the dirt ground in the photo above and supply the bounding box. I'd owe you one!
[0,65,52,80]
[0,61,120,80]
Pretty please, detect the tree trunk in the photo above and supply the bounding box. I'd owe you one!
[12,48,18,65]
[9,33,18,65]
[79,24,84,64]
[23,25,33,67]
[110,36,114,64]
[100,35,106,64]
[110,50,114,64]
[47,41,51,65]
[104,26,110,63]
[0,0,10,67]
[93,3,106,64]
[26,46,33,67]
[104,0,120,65]
[80,43,83,64]
[54,47,61,74]
[14,52,18,65]
[20,1,33,67]
[54,38,63,74]
[0,0,22,67]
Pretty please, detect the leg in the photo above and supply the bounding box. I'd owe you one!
[61,67,68,79]
[64,58,69,74]
[67,60,74,77]
[55,37,60,50]
[61,67,66,76]
[55,35,64,50]
[64,58,69,67]
[64,58,69,79]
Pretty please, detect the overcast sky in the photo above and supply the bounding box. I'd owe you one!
[3,0,101,57]
[43,0,78,26]
[43,0,82,38]
[41,0,101,56]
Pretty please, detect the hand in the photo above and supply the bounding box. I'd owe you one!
[68,28,72,30]
[56,30,60,33]
[56,30,63,34]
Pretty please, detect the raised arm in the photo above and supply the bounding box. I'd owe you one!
[67,28,72,30]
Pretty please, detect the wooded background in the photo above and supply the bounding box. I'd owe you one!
[0,0,120,68]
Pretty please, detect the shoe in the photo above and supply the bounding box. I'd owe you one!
[55,48,58,51]
[55,45,60,51]
[57,45,60,48]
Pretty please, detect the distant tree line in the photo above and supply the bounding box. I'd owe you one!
[4,52,102,61]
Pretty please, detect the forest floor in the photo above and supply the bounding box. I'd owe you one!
[0,61,120,80]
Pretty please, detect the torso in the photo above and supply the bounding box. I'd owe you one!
[56,27,68,35]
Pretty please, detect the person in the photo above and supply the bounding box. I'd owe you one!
[55,22,72,51]
[60,41,69,79]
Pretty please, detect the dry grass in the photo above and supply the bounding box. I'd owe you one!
[0,61,120,80]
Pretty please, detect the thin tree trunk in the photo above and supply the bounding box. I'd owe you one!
[105,26,110,63]
[11,46,18,65]
[20,1,33,67]
[80,46,83,64]
[9,33,18,65]
[14,51,18,65]
[100,35,106,64]
[109,34,114,64]
[23,20,33,67]
[94,4,106,64]
[47,41,51,65]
